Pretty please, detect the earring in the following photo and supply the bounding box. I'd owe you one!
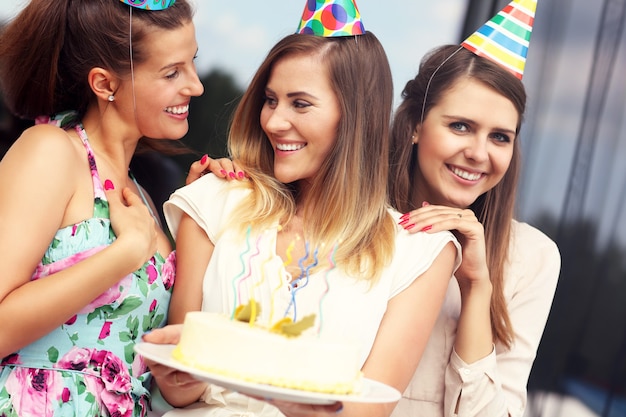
[107,94,115,102]
[411,135,417,145]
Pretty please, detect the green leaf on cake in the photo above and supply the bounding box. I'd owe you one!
[271,314,316,337]
[234,299,316,337]
[234,299,261,323]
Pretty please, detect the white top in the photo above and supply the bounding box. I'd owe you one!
[162,174,461,417]
[390,220,561,417]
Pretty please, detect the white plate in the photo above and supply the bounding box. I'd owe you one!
[135,342,401,405]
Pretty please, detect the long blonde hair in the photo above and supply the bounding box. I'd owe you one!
[227,32,396,281]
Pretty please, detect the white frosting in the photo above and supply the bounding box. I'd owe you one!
[172,312,363,393]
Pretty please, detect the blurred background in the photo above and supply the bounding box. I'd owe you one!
[1,0,625,416]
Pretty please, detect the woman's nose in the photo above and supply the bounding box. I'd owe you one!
[183,69,204,97]
[263,106,291,132]
[463,137,489,163]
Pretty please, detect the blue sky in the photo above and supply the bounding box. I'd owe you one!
[0,0,467,104]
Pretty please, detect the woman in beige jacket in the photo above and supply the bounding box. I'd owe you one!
[388,42,560,417]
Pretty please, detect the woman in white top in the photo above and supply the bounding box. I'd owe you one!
[388,44,560,417]
[144,29,460,417]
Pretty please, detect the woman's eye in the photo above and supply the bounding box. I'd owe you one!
[450,122,468,132]
[264,96,277,107]
[166,70,179,80]
[293,100,311,109]
[492,132,512,143]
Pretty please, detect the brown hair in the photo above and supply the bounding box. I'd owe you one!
[389,45,527,347]
[0,0,193,120]
[228,32,396,281]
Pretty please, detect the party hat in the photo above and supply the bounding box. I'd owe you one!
[296,0,365,37]
[119,0,176,10]
[461,0,536,79]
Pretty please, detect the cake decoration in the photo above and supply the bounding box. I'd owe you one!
[231,226,253,318]
[170,235,361,394]
[229,228,339,337]
[270,237,296,325]
[318,242,338,333]
[285,242,318,321]
[236,233,262,311]
[270,313,316,337]
[234,298,260,324]
[233,299,315,337]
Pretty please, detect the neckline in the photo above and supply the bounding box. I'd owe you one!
[74,123,159,223]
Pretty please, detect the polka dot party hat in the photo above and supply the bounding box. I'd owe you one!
[461,0,537,79]
[296,0,365,37]
[119,0,176,10]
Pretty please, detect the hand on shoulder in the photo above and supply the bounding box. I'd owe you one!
[400,203,490,286]
[186,155,246,185]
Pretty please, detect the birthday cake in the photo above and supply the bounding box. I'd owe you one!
[171,310,363,394]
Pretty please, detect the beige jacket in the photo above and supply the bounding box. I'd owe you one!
[391,221,560,417]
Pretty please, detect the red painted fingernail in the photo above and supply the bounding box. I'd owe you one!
[400,212,409,220]
[104,179,114,190]
[405,223,416,230]
[421,225,432,232]
[200,154,208,165]
[422,201,430,207]
[229,172,236,179]
[399,218,410,226]
[220,169,227,176]
[237,171,245,179]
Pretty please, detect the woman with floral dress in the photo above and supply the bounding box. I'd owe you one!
[0,0,203,415]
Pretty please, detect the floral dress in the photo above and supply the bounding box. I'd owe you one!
[0,112,176,417]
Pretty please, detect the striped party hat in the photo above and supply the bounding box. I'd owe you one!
[296,0,365,37]
[461,0,537,79]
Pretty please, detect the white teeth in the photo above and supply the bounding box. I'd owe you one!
[451,166,482,181]
[276,143,305,151]
[165,105,189,114]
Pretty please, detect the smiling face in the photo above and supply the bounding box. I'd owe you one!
[413,77,519,208]
[260,53,341,185]
[114,20,204,140]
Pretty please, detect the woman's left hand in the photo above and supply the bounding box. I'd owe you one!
[142,326,208,407]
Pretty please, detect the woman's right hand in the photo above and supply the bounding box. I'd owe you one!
[399,202,490,289]
[104,182,158,270]
[186,155,246,185]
